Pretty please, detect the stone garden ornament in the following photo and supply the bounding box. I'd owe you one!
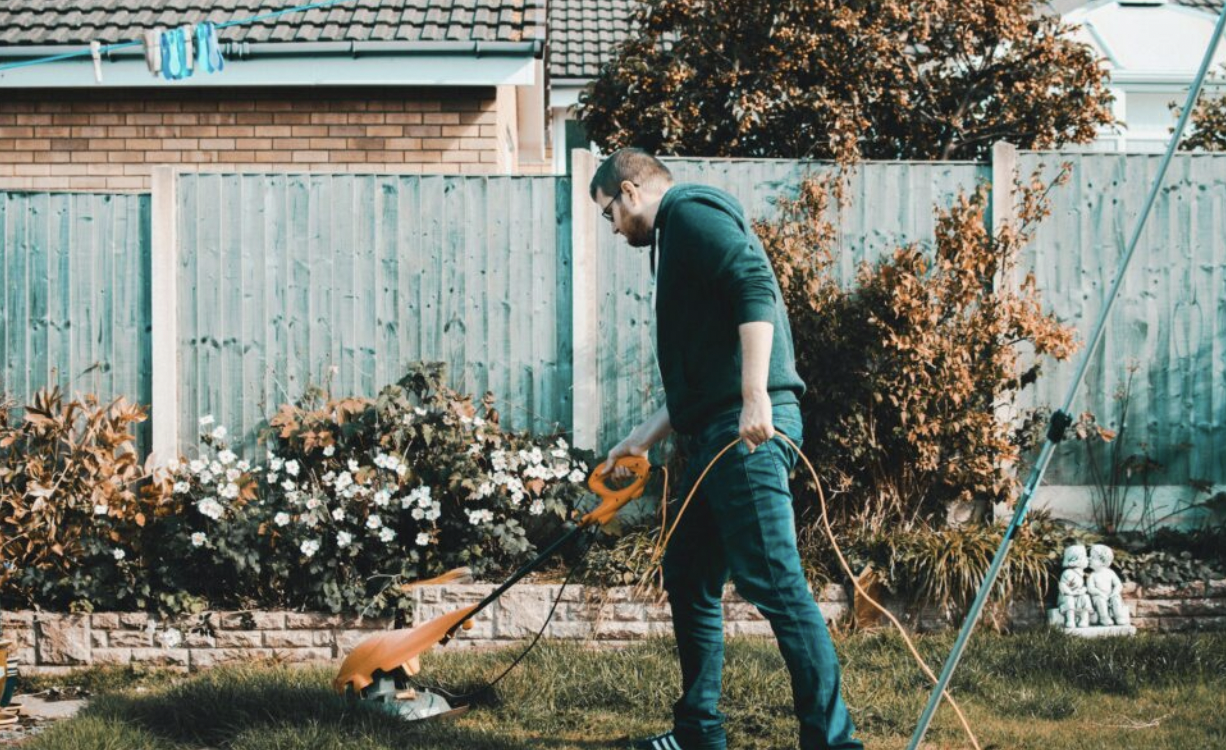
[1056,544,1092,629]
[1048,543,1135,637]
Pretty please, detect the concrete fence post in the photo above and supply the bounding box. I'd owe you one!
[150,166,179,465]
[570,149,600,451]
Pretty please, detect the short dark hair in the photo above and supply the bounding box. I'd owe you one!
[589,148,673,200]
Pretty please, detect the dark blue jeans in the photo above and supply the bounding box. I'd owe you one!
[663,403,862,750]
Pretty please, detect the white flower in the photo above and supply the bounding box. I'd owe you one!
[529,499,545,515]
[411,486,433,508]
[395,464,407,477]
[305,497,321,511]
[347,459,359,473]
[555,437,568,449]
[331,508,345,522]
[461,415,472,425]
[474,416,485,427]
[415,532,431,546]
[322,471,336,484]
[337,530,353,548]
[402,413,414,425]
[568,469,586,483]
[189,459,206,474]
[210,461,223,475]
[270,457,284,472]
[551,448,568,459]
[366,514,382,529]
[211,425,227,440]
[173,481,190,494]
[219,483,239,499]
[112,548,126,560]
[467,443,481,456]
[414,406,427,416]
[159,627,183,649]
[285,460,300,477]
[196,498,224,520]
[411,507,425,520]
[199,470,214,485]
[237,459,250,472]
[335,472,353,491]
[374,489,391,507]
[190,532,207,547]
[477,482,494,498]
[93,503,109,515]
[425,503,441,522]
[281,479,296,492]
[378,527,396,543]
[300,539,321,558]
[467,508,494,526]
[274,512,291,527]
[323,444,335,457]
[217,449,237,465]
[198,414,215,426]
[225,468,241,482]
[553,464,570,479]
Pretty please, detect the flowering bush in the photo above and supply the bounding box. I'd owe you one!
[148,364,593,616]
[3,364,595,616]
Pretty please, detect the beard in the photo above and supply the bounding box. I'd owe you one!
[621,213,654,247]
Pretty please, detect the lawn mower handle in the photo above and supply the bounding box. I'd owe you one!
[580,455,651,527]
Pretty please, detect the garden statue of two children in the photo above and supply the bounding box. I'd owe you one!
[1054,544,1133,633]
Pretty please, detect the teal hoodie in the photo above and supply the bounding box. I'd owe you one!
[652,183,805,435]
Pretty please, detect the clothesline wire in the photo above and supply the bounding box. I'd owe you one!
[0,0,357,74]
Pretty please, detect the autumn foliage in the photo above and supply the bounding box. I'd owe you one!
[755,170,1079,533]
[0,388,162,609]
[580,0,1115,162]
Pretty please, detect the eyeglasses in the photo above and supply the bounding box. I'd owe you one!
[600,189,622,223]
[600,183,638,223]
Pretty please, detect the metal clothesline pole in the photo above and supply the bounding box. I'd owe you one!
[906,6,1226,749]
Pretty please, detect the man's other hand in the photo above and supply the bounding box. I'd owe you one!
[739,391,775,452]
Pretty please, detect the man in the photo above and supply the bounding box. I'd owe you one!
[594,148,863,750]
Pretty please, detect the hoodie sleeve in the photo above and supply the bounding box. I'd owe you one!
[665,196,777,325]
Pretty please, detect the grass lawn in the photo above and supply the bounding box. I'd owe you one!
[21,630,1226,750]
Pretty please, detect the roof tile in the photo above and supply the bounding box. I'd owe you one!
[0,0,544,48]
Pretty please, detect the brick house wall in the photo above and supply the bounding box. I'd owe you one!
[0,86,531,192]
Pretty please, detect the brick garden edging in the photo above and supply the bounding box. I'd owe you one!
[3,579,1223,674]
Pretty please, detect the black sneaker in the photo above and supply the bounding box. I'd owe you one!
[631,731,684,750]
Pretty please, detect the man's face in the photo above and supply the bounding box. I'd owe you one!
[595,182,655,248]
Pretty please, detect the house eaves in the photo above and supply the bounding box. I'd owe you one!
[0,39,543,88]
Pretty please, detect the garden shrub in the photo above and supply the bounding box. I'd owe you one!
[0,388,163,611]
[3,365,595,616]
[758,172,1078,537]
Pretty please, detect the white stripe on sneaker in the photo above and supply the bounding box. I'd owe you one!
[665,735,681,750]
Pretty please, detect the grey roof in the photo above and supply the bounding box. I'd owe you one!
[0,0,545,47]
[548,0,635,80]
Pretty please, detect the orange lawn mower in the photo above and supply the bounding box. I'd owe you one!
[332,454,653,722]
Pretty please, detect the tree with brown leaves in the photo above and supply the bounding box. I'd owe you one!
[579,0,1116,161]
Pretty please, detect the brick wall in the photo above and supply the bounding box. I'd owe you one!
[0,86,509,192]
[9,580,1219,674]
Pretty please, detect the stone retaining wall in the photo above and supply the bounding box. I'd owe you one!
[3,579,1223,674]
